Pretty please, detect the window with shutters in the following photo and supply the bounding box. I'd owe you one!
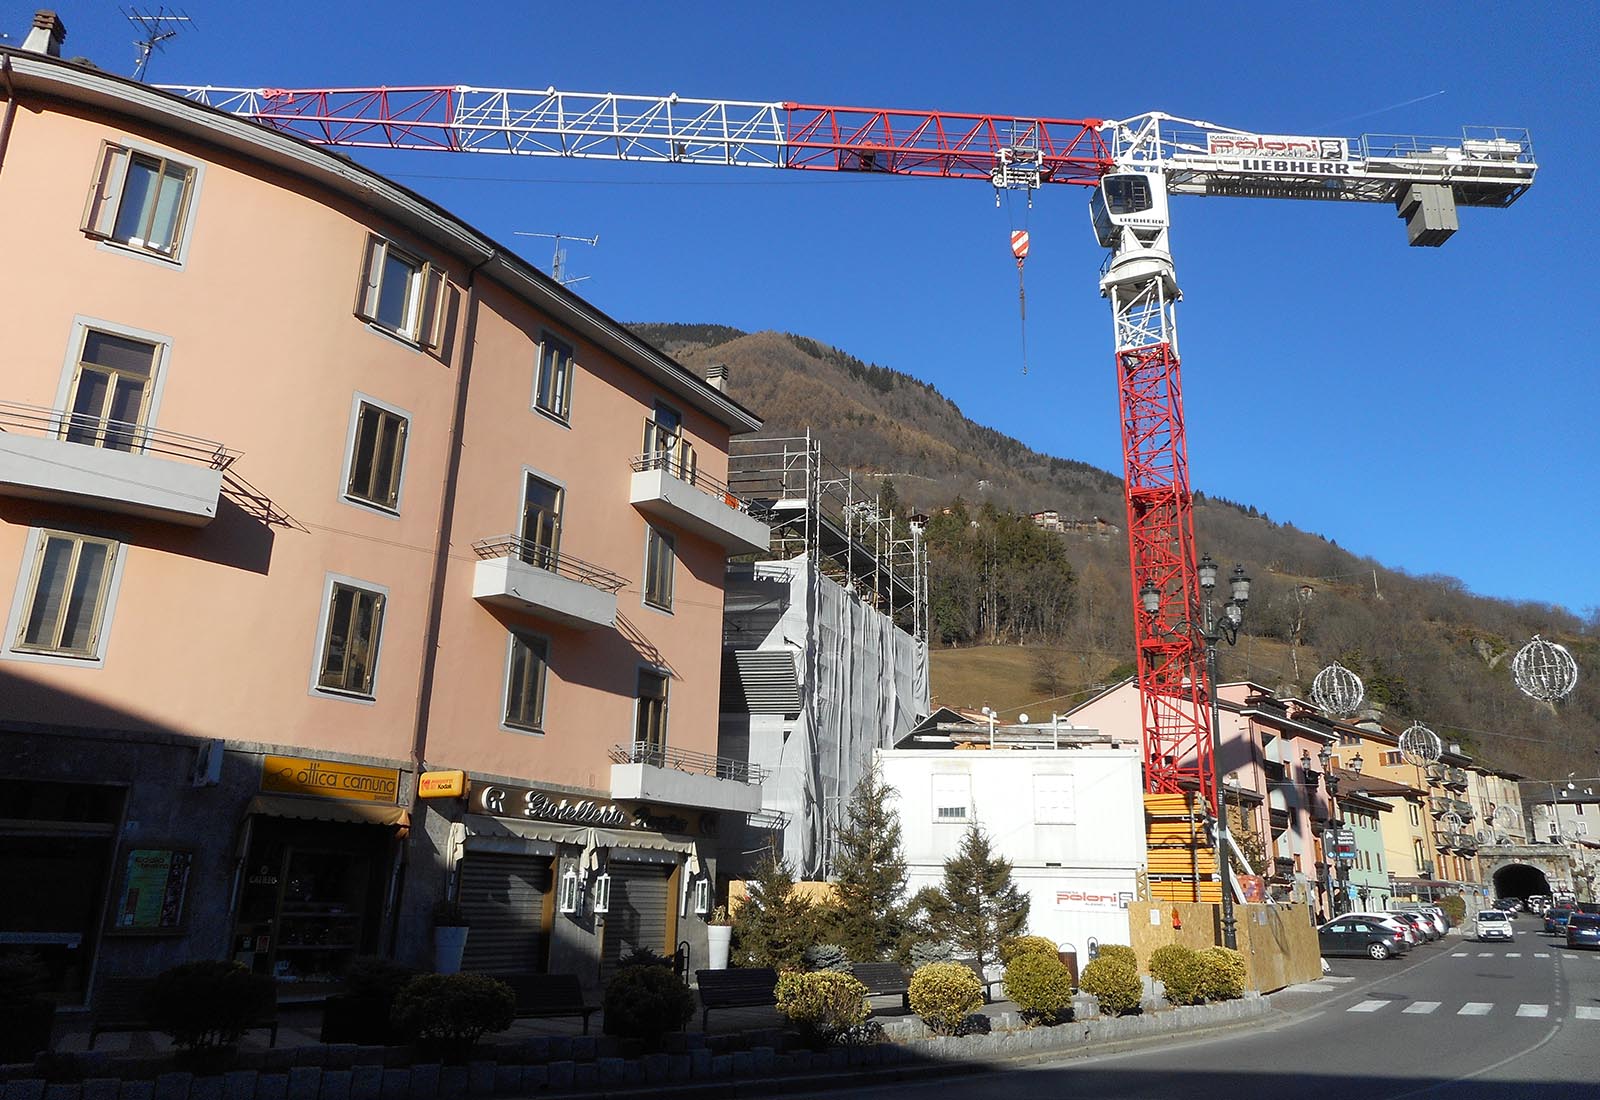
[342,397,410,513]
[503,631,549,733]
[643,526,675,611]
[634,668,669,754]
[353,235,448,351]
[61,327,162,453]
[10,531,120,660]
[642,403,696,482]
[1382,751,1403,767]
[314,578,387,699]
[932,773,970,823]
[533,333,575,421]
[1034,773,1076,824]
[81,141,199,261]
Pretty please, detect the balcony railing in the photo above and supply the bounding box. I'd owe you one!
[1271,855,1297,881]
[609,742,766,785]
[630,451,751,514]
[1445,767,1469,789]
[0,401,238,470]
[472,535,628,593]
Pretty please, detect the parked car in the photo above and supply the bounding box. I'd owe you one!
[1504,898,1526,913]
[1545,906,1576,934]
[1409,910,1446,939]
[1319,917,1412,960]
[1342,912,1417,945]
[1474,910,1515,942]
[1388,911,1438,942]
[1567,913,1600,950]
[1528,895,1551,916]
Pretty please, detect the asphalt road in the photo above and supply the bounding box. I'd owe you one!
[802,916,1600,1099]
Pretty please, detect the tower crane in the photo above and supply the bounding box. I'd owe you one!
[166,82,1536,891]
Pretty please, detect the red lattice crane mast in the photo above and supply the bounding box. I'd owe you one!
[168,83,1537,817]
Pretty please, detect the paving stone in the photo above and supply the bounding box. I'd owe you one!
[464,1064,493,1099]
[752,1047,776,1075]
[544,1063,572,1091]
[730,1052,754,1077]
[260,1052,295,1074]
[286,1068,320,1100]
[252,1075,287,1100]
[546,1039,572,1062]
[667,1054,691,1083]
[709,1055,732,1080]
[621,1062,644,1087]
[348,1068,380,1100]
[436,1067,466,1100]
[406,1065,438,1100]
[518,1066,546,1092]
[116,1084,152,1100]
[571,1065,597,1091]
[188,1077,222,1100]
[640,1054,669,1085]
[490,1067,519,1097]
[44,1085,81,1100]
[153,1073,193,1100]
[595,1060,624,1087]
[4,1081,46,1100]
[82,1080,120,1100]
[222,1071,258,1100]
[318,1070,350,1100]
[377,1071,408,1100]
[688,1049,711,1079]
[322,1049,357,1072]
[569,1037,596,1063]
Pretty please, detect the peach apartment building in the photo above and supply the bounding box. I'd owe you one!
[0,18,767,1006]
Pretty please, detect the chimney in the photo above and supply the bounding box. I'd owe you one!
[705,363,729,393]
[22,10,67,57]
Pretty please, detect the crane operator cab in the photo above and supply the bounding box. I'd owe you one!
[1091,171,1178,298]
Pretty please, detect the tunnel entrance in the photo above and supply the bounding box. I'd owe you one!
[1492,863,1552,902]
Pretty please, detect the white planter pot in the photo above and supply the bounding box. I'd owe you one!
[706,924,732,970]
[434,925,469,974]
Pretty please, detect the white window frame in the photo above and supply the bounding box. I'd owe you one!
[1033,773,1076,825]
[932,773,971,823]
[532,331,575,423]
[80,138,205,267]
[52,316,173,449]
[354,234,448,352]
[500,629,551,736]
[2,527,128,668]
[308,573,389,704]
[338,392,412,517]
[642,525,676,613]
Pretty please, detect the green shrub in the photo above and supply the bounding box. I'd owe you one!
[775,971,870,1047]
[1196,947,1246,1002]
[391,973,515,1062]
[1079,958,1141,1017]
[149,961,275,1050]
[1002,951,1074,1025]
[1439,895,1467,926]
[1095,943,1137,967]
[801,944,852,973]
[618,946,671,969]
[908,940,954,968]
[1146,944,1203,1005]
[998,935,1058,966]
[321,957,415,1045]
[601,964,695,1046]
[908,962,983,1036]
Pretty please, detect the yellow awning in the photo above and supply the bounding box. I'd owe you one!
[247,794,409,827]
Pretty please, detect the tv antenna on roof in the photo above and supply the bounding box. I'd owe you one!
[514,231,600,286]
[122,6,195,82]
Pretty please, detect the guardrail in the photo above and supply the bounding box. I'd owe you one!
[0,400,238,469]
[471,535,628,593]
[630,451,752,513]
[608,741,765,785]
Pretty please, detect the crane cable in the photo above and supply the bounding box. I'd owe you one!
[1006,189,1032,375]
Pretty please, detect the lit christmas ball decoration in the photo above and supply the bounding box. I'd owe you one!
[1398,723,1442,767]
[1512,635,1579,703]
[1311,663,1365,717]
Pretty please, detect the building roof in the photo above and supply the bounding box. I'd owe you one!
[1336,770,1423,799]
[0,47,763,435]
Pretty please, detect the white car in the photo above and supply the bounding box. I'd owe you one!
[1342,912,1417,945]
[1395,906,1447,936]
[1475,910,1515,942]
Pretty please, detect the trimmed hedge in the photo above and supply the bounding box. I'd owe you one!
[998,935,1059,966]
[602,965,695,1045]
[775,971,870,1046]
[391,974,515,1063]
[1095,944,1137,968]
[1146,944,1203,1006]
[1002,950,1074,1025]
[908,961,983,1036]
[1079,958,1141,1017]
[149,961,275,1051]
[1196,946,1247,1002]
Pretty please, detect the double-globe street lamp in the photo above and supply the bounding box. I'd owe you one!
[1139,554,1250,948]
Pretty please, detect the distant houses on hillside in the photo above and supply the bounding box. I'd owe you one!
[1031,511,1121,538]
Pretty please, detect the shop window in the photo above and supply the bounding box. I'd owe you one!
[315,580,386,698]
[343,399,409,513]
[354,235,448,351]
[533,333,574,421]
[82,141,197,259]
[503,631,549,733]
[13,530,119,659]
[643,526,675,611]
[634,669,669,754]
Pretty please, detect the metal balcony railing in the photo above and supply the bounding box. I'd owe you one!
[1445,767,1469,789]
[0,401,238,469]
[630,451,752,513]
[1429,797,1451,816]
[609,742,766,785]
[472,535,628,593]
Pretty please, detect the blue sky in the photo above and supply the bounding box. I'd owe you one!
[15,2,1598,617]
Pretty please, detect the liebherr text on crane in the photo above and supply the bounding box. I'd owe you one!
[168,81,1535,890]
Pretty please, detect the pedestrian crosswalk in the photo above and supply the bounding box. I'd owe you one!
[1345,999,1588,1019]
[1449,950,1596,959]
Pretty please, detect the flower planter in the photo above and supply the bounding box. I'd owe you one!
[434,925,469,974]
[706,925,732,970]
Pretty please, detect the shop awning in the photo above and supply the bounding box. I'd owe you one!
[462,814,697,861]
[247,795,409,827]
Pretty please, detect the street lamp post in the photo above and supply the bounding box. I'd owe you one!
[1309,744,1362,916]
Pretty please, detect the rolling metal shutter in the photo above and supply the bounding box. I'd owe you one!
[457,852,551,974]
[600,862,673,979]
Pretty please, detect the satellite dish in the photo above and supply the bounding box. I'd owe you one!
[1399,723,1442,766]
[1311,662,1365,718]
[1512,635,1579,703]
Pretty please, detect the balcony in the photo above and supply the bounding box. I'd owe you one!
[608,742,766,815]
[471,536,627,631]
[0,402,234,525]
[1271,855,1297,882]
[1451,798,1475,820]
[1429,796,1451,817]
[629,453,771,555]
[1424,763,1447,788]
[1445,767,1469,790]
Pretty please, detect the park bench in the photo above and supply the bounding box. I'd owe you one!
[695,967,779,1029]
[89,976,279,1050]
[492,973,600,1034]
[850,962,912,1013]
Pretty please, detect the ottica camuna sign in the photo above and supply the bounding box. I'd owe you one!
[418,770,468,799]
[261,755,400,803]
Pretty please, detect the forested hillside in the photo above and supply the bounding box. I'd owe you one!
[633,322,1599,781]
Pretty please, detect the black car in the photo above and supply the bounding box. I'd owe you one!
[1319,917,1412,960]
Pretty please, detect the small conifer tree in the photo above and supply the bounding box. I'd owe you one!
[731,842,816,970]
[921,823,1030,973]
[830,765,910,961]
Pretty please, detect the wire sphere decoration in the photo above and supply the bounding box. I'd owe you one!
[1512,635,1579,703]
[1399,723,1443,767]
[1311,662,1366,717]
[1493,804,1517,830]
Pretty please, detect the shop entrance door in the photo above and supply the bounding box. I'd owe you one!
[458,852,552,974]
[600,861,673,981]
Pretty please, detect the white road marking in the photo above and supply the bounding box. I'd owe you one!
[1348,1000,1388,1013]
[1563,954,1579,960]
[1535,953,1550,958]
[1452,952,1468,957]
[1505,952,1522,958]
[1403,1001,1441,1014]
[1576,1006,1600,1020]
[1477,952,1494,957]
[1516,1004,1549,1017]
[1458,1002,1494,1015]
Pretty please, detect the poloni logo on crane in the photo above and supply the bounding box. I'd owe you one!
[165,81,1538,897]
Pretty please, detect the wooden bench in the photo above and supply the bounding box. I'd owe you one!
[490,973,599,1035]
[89,977,279,1050]
[694,967,779,1029]
[850,962,911,1012]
